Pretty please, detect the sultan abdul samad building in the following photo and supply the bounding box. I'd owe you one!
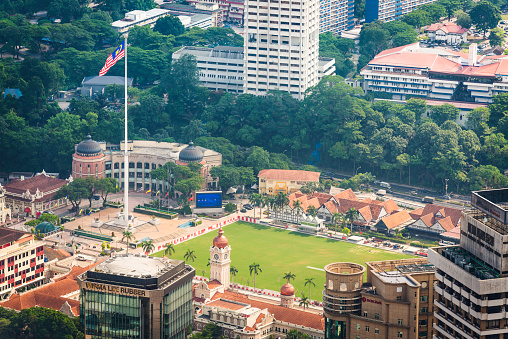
[192,228,325,339]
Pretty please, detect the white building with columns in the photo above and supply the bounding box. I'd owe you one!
[243,0,321,99]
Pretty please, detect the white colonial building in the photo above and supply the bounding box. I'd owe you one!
[426,22,468,45]
[0,185,11,223]
[361,42,508,103]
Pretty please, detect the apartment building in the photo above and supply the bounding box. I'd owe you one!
[173,46,335,94]
[186,0,245,24]
[0,228,45,300]
[319,0,354,34]
[243,0,320,99]
[111,9,171,33]
[323,258,436,339]
[365,0,437,23]
[429,188,508,339]
[361,42,508,103]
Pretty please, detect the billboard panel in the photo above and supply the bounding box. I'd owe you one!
[195,191,222,209]
[471,191,508,224]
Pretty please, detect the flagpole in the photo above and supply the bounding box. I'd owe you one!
[124,36,129,229]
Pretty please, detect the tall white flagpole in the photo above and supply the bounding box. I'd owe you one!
[124,36,129,228]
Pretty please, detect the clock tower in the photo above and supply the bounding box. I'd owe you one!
[210,227,231,287]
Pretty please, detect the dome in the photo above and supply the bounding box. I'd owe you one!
[280,282,295,296]
[76,135,102,156]
[213,228,228,248]
[179,141,204,163]
[35,221,57,234]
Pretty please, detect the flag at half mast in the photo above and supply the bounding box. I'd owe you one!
[99,41,125,76]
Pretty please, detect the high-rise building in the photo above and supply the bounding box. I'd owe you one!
[319,0,355,34]
[365,0,437,23]
[78,255,195,339]
[0,228,45,300]
[323,258,436,339]
[429,188,508,339]
[243,0,320,99]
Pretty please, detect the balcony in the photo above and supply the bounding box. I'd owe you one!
[443,276,452,288]
[435,271,443,281]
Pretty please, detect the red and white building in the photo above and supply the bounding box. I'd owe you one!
[0,228,45,300]
[361,42,508,103]
[426,22,468,45]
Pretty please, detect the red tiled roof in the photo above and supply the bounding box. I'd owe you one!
[258,169,320,182]
[4,174,67,195]
[44,247,72,262]
[207,279,222,289]
[212,291,324,331]
[333,189,358,201]
[1,291,80,316]
[382,199,399,214]
[312,192,332,200]
[378,210,412,230]
[435,216,455,232]
[409,208,424,219]
[441,226,460,239]
[420,213,434,227]
[323,200,338,214]
[426,22,468,34]
[208,299,246,311]
[420,204,462,226]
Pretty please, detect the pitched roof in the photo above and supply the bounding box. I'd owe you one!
[333,189,358,201]
[44,247,72,262]
[420,204,462,226]
[258,169,320,182]
[323,200,337,214]
[435,216,455,232]
[377,210,412,230]
[207,279,222,289]
[313,192,332,200]
[0,228,31,247]
[358,205,372,222]
[419,213,434,227]
[211,290,324,331]
[382,199,399,214]
[426,22,468,34]
[409,208,424,219]
[4,174,67,195]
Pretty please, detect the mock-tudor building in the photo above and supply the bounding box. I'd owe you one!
[406,204,462,236]
[426,22,468,45]
[3,171,70,218]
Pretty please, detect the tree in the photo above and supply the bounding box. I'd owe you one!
[331,212,341,232]
[298,294,310,310]
[306,205,318,217]
[468,165,508,190]
[286,329,311,339]
[341,226,351,237]
[345,208,359,230]
[429,104,459,125]
[184,249,197,263]
[274,192,289,212]
[440,0,461,19]
[154,15,184,36]
[392,30,418,47]
[122,230,135,254]
[402,10,431,30]
[283,271,296,282]
[456,10,472,29]
[249,262,262,288]
[304,277,315,299]
[245,146,270,174]
[466,107,490,135]
[292,199,302,221]
[9,307,83,338]
[490,27,505,47]
[164,243,175,258]
[230,266,238,283]
[95,177,119,204]
[53,178,89,215]
[470,1,501,38]
[141,240,155,255]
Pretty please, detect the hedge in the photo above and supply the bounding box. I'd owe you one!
[133,207,178,219]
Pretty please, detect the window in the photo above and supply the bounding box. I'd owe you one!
[375,328,379,334]
[356,324,360,330]
[397,332,403,338]
[365,326,369,332]
[398,319,403,326]
[418,319,427,326]
[396,296,402,301]
[114,163,119,169]
[420,296,428,302]
[374,313,379,320]
[364,311,368,317]
[419,307,428,314]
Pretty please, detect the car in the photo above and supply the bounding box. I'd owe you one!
[244,205,253,210]
[442,194,451,200]
[410,190,418,195]
[244,203,253,209]
[240,209,247,213]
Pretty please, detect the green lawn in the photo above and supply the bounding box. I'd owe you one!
[152,222,415,300]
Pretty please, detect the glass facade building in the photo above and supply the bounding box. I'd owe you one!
[78,254,194,339]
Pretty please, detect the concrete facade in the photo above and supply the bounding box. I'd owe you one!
[243,0,320,99]
[319,0,355,34]
[365,0,437,23]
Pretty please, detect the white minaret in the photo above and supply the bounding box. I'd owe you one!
[243,0,320,99]
[209,228,231,287]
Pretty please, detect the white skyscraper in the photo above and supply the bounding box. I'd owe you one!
[243,0,320,99]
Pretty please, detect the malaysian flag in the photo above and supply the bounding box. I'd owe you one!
[99,40,125,76]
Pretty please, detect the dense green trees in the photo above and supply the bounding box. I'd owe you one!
[470,1,501,38]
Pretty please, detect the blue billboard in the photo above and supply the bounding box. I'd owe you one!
[195,191,222,208]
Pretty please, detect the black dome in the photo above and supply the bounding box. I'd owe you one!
[76,135,102,156]
[179,141,204,163]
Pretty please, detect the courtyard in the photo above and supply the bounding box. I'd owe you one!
[152,221,415,300]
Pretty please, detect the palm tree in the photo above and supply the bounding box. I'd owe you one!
[304,278,315,299]
[258,195,266,218]
[184,249,196,263]
[230,266,238,283]
[275,192,289,212]
[249,262,262,288]
[141,240,155,256]
[249,193,263,218]
[306,205,318,217]
[164,243,175,258]
[121,230,135,254]
[283,271,296,283]
[345,207,359,231]
[341,226,351,237]
[394,229,403,239]
[299,293,310,310]
[264,196,275,216]
[331,212,341,232]
[292,200,302,223]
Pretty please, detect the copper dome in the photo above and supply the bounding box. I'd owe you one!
[280,282,295,296]
[213,228,228,248]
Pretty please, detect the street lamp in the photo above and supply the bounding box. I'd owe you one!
[355,166,362,176]
[445,178,449,197]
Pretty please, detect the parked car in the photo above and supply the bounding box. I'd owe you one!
[240,209,247,213]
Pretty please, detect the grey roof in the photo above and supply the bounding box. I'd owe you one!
[179,141,204,163]
[95,255,179,278]
[76,135,103,156]
[82,76,133,87]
